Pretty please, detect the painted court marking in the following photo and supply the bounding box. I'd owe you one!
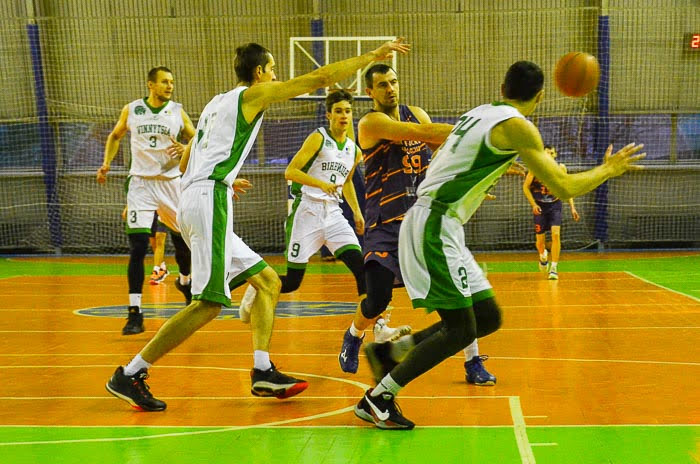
[624,271,700,303]
[0,364,537,463]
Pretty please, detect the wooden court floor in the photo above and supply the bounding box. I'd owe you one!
[0,251,698,463]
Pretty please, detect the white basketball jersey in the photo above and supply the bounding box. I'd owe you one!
[417,103,525,224]
[126,98,184,178]
[182,87,264,190]
[291,127,357,202]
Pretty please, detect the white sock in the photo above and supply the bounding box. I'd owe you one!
[129,294,142,310]
[124,354,151,376]
[254,350,272,371]
[464,339,479,360]
[179,274,191,285]
[550,262,558,271]
[152,265,160,272]
[370,374,402,397]
[349,322,363,338]
[160,262,167,269]
[540,250,548,260]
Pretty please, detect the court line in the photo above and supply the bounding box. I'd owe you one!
[509,396,536,464]
[0,325,698,334]
[624,271,700,303]
[0,365,369,447]
[0,356,698,367]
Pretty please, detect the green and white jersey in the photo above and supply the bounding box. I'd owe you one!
[417,102,524,224]
[182,86,263,190]
[126,98,184,178]
[290,127,357,202]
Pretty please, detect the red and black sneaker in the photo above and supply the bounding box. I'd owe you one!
[250,363,308,399]
[105,366,166,411]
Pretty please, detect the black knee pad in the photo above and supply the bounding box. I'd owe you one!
[280,267,306,293]
[473,297,503,338]
[336,249,366,296]
[360,261,395,319]
[170,232,191,275]
[127,233,149,294]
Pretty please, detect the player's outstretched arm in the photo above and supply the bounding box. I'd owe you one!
[97,105,129,184]
[244,38,410,115]
[285,132,338,196]
[358,111,453,146]
[496,118,645,200]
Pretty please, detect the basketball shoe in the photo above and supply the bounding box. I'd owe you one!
[373,320,412,343]
[149,267,169,285]
[357,389,414,430]
[339,329,364,373]
[250,363,308,399]
[465,355,497,386]
[122,306,144,335]
[106,366,166,411]
[548,263,559,280]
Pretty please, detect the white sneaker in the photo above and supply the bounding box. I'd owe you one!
[373,322,412,343]
[238,285,257,323]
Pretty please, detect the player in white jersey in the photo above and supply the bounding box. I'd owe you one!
[354,61,645,429]
[238,91,370,338]
[97,66,196,336]
[106,39,410,411]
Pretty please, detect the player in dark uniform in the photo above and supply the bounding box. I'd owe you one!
[338,64,497,386]
[523,144,580,279]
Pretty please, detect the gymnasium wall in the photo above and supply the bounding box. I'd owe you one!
[0,0,698,253]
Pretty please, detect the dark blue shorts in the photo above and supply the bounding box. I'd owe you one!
[363,221,403,285]
[534,201,562,234]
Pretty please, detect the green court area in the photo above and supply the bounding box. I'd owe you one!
[2,253,699,300]
[1,425,697,464]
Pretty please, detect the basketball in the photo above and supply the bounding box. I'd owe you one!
[554,52,600,97]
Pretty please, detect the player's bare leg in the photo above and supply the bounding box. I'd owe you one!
[549,226,561,279]
[536,233,548,271]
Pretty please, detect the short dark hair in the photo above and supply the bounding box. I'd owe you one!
[543,144,555,150]
[234,43,271,83]
[364,64,396,88]
[325,89,353,112]
[148,66,172,82]
[503,61,544,101]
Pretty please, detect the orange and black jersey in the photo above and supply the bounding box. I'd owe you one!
[360,105,432,229]
[529,176,559,203]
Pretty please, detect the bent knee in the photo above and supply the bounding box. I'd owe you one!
[254,267,282,294]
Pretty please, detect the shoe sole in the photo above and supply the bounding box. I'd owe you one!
[466,379,496,386]
[251,381,308,399]
[122,325,145,336]
[105,383,166,411]
[354,404,374,424]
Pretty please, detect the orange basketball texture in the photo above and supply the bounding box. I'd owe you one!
[554,52,600,97]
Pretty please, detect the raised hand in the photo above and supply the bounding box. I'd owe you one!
[372,37,410,61]
[603,143,646,177]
